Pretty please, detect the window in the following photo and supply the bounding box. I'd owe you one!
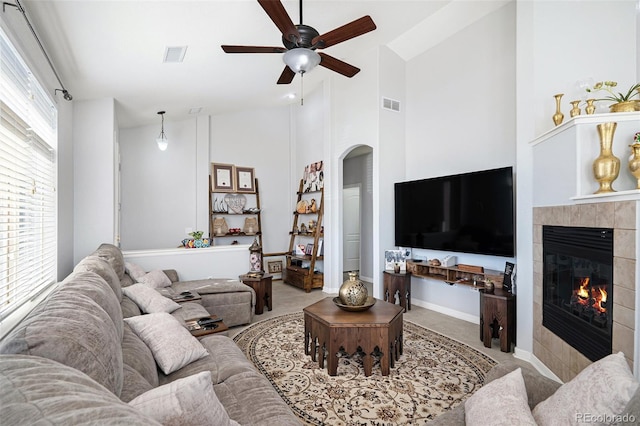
[0,27,57,321]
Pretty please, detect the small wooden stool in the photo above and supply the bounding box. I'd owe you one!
[239,274,273,315]
[479,287,515,352]
[383,270,411,312]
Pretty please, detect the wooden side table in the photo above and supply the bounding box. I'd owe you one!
[479,287,515,352]
[383,271,411,312]
[239,273,273,315]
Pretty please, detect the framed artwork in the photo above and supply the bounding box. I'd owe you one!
[235,166,255,193]
[211,163,235,192]
[384,249,409,271]
[302,161,324,192]
[317,238,324,256]
[503,262,515,292]
[295,244,306,256]
[305,243,314,255]
[267,259,283,280]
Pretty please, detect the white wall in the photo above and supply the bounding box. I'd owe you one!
[210,106,292,254]
[119,117,200,250]
[403,3,516,319]
[73,98,117,262]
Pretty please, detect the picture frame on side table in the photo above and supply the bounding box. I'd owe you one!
[211,163,235,192]
[235,166,255,193]
[503,262,515,292]
[384,249,408,272]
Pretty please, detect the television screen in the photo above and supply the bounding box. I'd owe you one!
[394,166,514,257]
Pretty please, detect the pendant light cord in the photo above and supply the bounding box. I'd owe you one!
[3,0,73,100]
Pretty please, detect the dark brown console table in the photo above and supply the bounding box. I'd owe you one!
[383,270,411,312]
[479,287,515,352]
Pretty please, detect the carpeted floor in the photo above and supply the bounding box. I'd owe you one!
[234,312,497,425]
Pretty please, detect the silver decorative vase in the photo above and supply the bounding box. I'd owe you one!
[339,271,368,306]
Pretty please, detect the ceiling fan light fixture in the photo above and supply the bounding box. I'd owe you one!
[283,48,320,74]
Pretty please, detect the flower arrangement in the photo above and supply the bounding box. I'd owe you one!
[189,230,204,240]
[585,81,640,103]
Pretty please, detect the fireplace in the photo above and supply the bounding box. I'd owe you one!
[542,225,613,362]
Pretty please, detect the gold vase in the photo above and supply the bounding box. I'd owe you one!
[570,100,581,117]
[338,271,368,306]
[585,99,596,115]
[628,143,640,189]
[552,94,564,126]
[610,101,640,113]
[593,122,620,194]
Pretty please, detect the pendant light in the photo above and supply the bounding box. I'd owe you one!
[156,111,168,151]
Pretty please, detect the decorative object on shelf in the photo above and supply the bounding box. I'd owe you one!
[592,122,620,194]
[182,231,211,248]
[338,271,368,306]
[243,217,259,235]
[585,81,640,112]
[393,263,401,273]
[224,193,247,214]
[212,217,229,236]
[211,163,235,192]
[248,238,263,275]
[552,94,564,126]
[384,249,409,271]
[483,279,494,294]
[308,219,316,232]
[628,132,640,189]
[296,199,308,214]
[570,100,581,117]
[308,198,317,213]
[235,166,256,193]
[212,197,228,213]
[585,99,596,115]
[156,111,169,151]
[300,223,307,234]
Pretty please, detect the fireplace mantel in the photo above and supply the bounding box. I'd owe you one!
[531,112,640,207]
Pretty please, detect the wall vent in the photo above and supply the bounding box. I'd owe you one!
[382,97,400,112]
[163,46,188,63]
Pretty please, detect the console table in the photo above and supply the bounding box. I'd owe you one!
[479,287,515,352]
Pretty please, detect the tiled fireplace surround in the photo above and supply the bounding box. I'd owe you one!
[533,201,636,382]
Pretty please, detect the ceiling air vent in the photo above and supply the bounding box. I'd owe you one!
[163,46,188,63]
[382,97,400,112]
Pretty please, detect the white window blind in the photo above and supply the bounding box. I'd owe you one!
[0,27,57,321]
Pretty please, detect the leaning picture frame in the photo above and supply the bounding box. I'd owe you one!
[235,166,255,193]
[211,163,235,192]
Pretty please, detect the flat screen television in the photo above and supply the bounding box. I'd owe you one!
[394,166,514,257]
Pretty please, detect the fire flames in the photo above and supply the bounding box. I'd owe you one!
[575,277,607,313]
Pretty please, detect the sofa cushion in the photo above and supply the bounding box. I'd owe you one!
[120,363,154,403]
[0,355,159,425]
[121,295,143,318]
[125,261,147,282]
[94,243,126,280]
[124,312,208,375]
[74,255,123,302]
[138,269,172,288]
[0,283,124,396]
[122,323,159,387]
[59,270,124,341]
[465,368,536,426]
[129,371,240,426]
[532,352,639,425]
[122,283,180,314]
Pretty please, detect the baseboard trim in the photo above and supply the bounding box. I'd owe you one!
[410,299,480,325]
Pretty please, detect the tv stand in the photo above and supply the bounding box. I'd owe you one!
[406,261,503,288]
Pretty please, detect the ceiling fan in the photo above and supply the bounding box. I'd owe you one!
[221,0,377,84]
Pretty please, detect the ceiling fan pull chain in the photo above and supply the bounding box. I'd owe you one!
[300,73,304,106]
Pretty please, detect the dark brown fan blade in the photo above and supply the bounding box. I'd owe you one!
[312,15,376,49]
[277,66,296,84]
[318,53,360,77]
[221,45,287,54]
[258,0,300,43]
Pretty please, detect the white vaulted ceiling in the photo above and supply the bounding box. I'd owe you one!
[14,0,510,128]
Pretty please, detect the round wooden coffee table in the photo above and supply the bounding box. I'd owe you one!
[303,297,403,376]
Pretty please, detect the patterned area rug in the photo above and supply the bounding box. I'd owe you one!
[233,312,497,425]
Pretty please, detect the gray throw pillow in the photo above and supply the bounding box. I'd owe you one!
[122,283,180,314]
